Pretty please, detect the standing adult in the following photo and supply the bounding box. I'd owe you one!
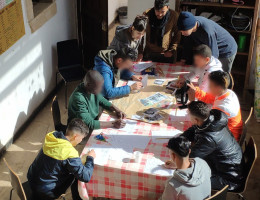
[177,11,237,72]
[139,0,181,63]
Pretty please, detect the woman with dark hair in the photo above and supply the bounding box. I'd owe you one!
[108,15,148,61]
[161,136,211,200]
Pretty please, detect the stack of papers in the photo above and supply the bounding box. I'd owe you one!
[151,130,182,144]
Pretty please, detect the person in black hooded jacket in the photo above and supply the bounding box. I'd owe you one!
[182,101,244,191]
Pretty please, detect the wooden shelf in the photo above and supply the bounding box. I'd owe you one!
[180,1,255,9]
[237,52,249,55]
[224,27,251,34]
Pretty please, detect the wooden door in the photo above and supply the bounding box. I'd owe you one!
[77,0,108,69]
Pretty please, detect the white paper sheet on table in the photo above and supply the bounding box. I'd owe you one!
[127,81,136,86]
[109,119,138,132]
[133,62,154,72]
[144,157,174,176]
[151,130,182,144]
[169,109,190,122]
[107,131,150,150]
[89,144,112,165]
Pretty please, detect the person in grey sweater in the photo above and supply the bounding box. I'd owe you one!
[108,15,148,61]
[161,136,211,200]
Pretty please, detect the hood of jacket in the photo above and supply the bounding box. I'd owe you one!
[96,49,117,68]
[43,131,79,160]
[173,158,211,187]
[114,25,132,42]
[197,109,228,133]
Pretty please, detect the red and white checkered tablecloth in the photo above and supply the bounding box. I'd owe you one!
[78,64,193,200]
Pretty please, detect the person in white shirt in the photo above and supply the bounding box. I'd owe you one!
[177,44,223,92]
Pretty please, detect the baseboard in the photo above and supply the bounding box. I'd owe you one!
[0,82,63,157]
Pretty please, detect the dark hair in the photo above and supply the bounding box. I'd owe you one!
[167,136,191,157]
[83,70,104,87]
[188,101,211,120]
[66,118,89,137]
[193,44,212,58]
[209,70,230,89]
[114,47,138,61]
[133,15,148,32]
[154,0,170,10]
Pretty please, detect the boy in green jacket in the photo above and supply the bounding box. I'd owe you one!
[68,70,126,131]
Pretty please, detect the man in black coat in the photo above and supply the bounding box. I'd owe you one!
[182,101,244,191]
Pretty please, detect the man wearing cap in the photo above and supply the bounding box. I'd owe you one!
[177,11,237,72]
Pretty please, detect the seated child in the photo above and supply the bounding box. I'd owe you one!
[177,44,222,92]
[27,119,96,200]
[183,101,244,191]
[187,70,243,141]
[68,70,126,131]
[161,136,211,200]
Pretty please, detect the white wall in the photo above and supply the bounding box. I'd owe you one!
[108,0,128,25]
[0,0,77,150]
[127,0,175,24]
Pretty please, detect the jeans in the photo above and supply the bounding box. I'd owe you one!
[219,53,237,73]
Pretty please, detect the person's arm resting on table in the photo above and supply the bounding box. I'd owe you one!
[101,68,131,99]
[66,156,94,183]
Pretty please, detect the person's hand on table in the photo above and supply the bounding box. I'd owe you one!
[176,59,186,66]
[163,51,173,58]
[87,149,96,159]
[113,119,126,129]
[132,75,143,81]
[164,160,177,169]
[130,82,143,91]
[116,110,126,119]
[136,54,143,62]
[187,82,196,102]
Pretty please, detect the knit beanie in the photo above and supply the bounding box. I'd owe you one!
[177,11,196,31]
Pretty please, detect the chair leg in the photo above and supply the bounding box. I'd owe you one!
[9,188,14,200]
[65,82,67,109]
[56,72,59,94]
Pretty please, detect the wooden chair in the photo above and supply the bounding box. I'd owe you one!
[3,158,32,200]
[228,136,257,200]
[239,107,254,147]
[51,96,67,133]
[228,72,234,90]
[206,185,229,200]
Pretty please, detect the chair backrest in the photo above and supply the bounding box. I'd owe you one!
[228,72,234,90]
[206,185,229,200]
[241,136,257,193]
[57,39,82,69]
[245,107,253,125]
[239,107,254,147]
[3,158,27,200]
[239,124,247,147]
[51,96,61,130]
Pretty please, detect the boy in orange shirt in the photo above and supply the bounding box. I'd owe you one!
[187,70,243,141]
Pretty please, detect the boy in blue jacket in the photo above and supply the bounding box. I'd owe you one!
[94,48,143,99]
[27,119,96,200]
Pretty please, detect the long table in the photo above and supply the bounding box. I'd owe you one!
[78,63,193,200]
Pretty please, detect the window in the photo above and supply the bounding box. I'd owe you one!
[25,0,57,32]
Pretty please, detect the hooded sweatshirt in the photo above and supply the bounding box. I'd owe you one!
[161,158,211,200]
[27,131,94,198]
[185,56,223,92]
[94,49,134,99]
[108,25,141,53]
